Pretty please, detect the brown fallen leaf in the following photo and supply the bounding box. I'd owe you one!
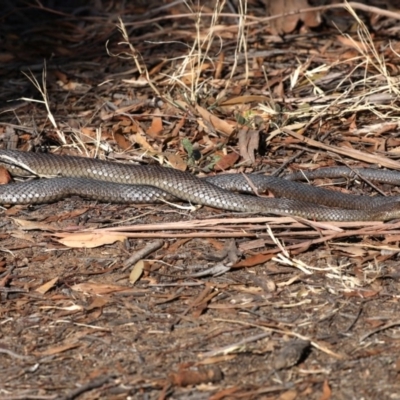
[170,115,186,137]
[45,207,89,223]
[237,127,259,164]
[278,390,298,400]
[146,115,163,137]
[114,130,133,151]
[12,218,57,232]
[267,0,320,34]
[165,152,187,171]
[319,379,332,400]
[170,365,223,387]
[11,232,36,243]
[129,260,145,284]
[55,232,127,248]
[214,152,239,171]
[336,35,369,51]
[344,290,380,298]
[80,127,97,139]
[86,296,109,310]
[71,282,129,295]
[35,277,59,294]
[196,104,235,137]
[233,253,274,268]
[0,166,11,184]
[332,245,367,257]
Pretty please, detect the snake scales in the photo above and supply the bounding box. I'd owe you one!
[1,149,400,221]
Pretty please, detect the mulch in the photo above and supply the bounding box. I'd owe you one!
[1,1,400,399]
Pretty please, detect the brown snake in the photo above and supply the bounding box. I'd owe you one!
[1,150,400,221]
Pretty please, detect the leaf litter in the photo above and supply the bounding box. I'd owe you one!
[1,1,400,399]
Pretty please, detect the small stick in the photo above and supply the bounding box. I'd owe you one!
[121,239,164,272]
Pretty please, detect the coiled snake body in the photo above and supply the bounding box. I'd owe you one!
[1,150,400,221]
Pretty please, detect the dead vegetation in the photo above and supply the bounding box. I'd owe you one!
[2,1,400,399]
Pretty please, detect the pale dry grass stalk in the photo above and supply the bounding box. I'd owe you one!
[165,0,228,102]
[20,63,66,146]
[227,0,249,86]
[162,0,248,103]
[110,18,160,97]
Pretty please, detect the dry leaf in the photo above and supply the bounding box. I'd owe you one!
[11,232,36,243]
[55,232,127,248]
[170,366,223,386]
[170,115,186,137]
[196,104,235,137]
[319,379,332,400]
[45,207,89,223]
[86,296,109,310]
[129,260,144,284]
[35,277,59,294]
[134,131,156,153]
[344,290,380,298]
[278,390,298,400]
[114,131,132,150]
[233,253,274,268]
[237,127,259,164]
[168,238,191,253]
[146,116,163,137]
[214,152,239,171]
[71,282,129,295]
[12,218,56,232]
[333,245,367,257]
[180,63,210,85]
[336,35,368,51]
[268,0,320,34]
[80,127,96,138]
[165,153,187,171]
[0,167,11,184]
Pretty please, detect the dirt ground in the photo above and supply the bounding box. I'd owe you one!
[2,1,400,399]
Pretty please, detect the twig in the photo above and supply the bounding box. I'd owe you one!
[55,374,115,400]
[121,239,164,272]
[283,128,400,170]
[360,320,400,343]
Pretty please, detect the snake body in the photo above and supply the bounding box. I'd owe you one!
[1,150,400,221]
